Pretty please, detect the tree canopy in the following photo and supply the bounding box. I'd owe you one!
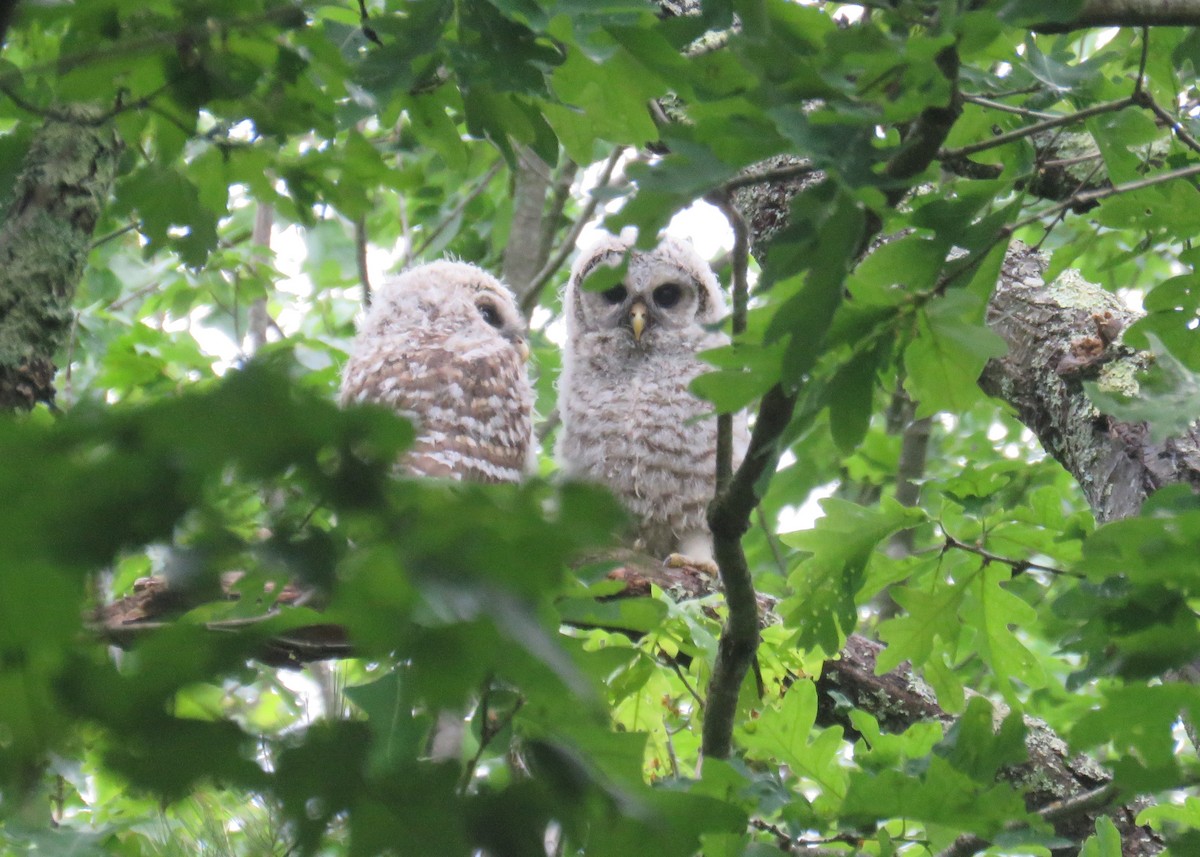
[1,1,1199,855]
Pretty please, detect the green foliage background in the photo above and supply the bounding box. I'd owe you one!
[1,1,1199,855]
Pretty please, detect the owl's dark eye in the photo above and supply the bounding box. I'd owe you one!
[601,284,628,305]
[653,283,683,309]
[478,302,503,328]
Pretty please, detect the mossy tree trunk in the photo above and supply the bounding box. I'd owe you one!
[0,108,121,411]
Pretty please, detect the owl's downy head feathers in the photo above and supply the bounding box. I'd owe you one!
[565,232,726,349]
[340,258,534,483]
[363,260,528,359]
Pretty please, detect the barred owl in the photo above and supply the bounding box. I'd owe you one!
[340,260,533,482]
[557,233,746,566]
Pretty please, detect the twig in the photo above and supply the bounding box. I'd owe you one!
[90,222,140,250]
[942,533,1081,579]
[105,280,163,312]
[535,408,561,444]
[1005,158,1200,236]
[722,162,818,193]
[1039,152,1104,170]
[1032,158,1105,251]
[938,96,1137,160]
[978,84,1045,99]
[247,203,274,353]
[697,184,768,761]
[0,80,65,118]
[1040,782,1121,823]
[663,723,681,778]
[1138,93,1200,155]
[402,160,503,266]
[664,655,705,710]
[354,215,372,307]
[704,190,750,494]
[1130,40,1200,157]
[458,683,523,793]
[356,0,384,46]
[962,93,1059,120]
[538,160,580,269]
[748,820,873,857]
[702,385,795,759]
[519,147,624,314]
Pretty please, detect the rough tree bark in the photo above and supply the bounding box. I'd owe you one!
[981,243,1200,523]
[0,107,121,411]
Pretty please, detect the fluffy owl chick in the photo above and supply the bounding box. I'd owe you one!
[557,233,747,566]
[340,260,533,483]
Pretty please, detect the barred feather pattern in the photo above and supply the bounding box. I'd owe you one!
[557,233,748,561]
[340,260,533,483]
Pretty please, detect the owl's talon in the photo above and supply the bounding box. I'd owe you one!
[664,553,719,576]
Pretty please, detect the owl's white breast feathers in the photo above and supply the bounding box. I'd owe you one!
[557,233,748,560]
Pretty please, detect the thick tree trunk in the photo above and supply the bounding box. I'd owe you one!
[981,243,1200,522]
[0,108,121,411]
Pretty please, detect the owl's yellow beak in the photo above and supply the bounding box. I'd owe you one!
[629,299,648,342]
[516,338,530,362]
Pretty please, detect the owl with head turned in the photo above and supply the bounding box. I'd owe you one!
[340,259,534,483]
[557,232,747,566]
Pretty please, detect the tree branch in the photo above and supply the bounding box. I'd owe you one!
[705,190,750,494]
[979,243,1200,523]
[518,147,624,315]
[702,385,795,759]
[247,203,274,354]
[354,214,372,307]
[1038,0,1200,32]
[938,96,1136,161]
[501,145,552,299]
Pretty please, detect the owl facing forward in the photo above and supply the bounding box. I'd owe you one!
[557,233,746,565]
[340,260,533,483]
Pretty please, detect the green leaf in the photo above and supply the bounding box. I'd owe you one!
[903,291,1007,418]
[692,341,786,414]
[781,498,927,652]
[556,592,669,635]
[114,164,221,266]
[772,188,866,387]
[827,339,885,453]
[546,45,664,151]
[937,697,1027,782]
[1072,684,1200,791]
[841,757,1035,838]
[1085,335,1200,442]
[739,680,848,801]
[876,562,964,674]
[1079,816,1123,857]
[846,234,947,306]
[963,563,1046,704]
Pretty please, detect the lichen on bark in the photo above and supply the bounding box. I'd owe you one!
[980,243,1200,523]
[0,106,122,411]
